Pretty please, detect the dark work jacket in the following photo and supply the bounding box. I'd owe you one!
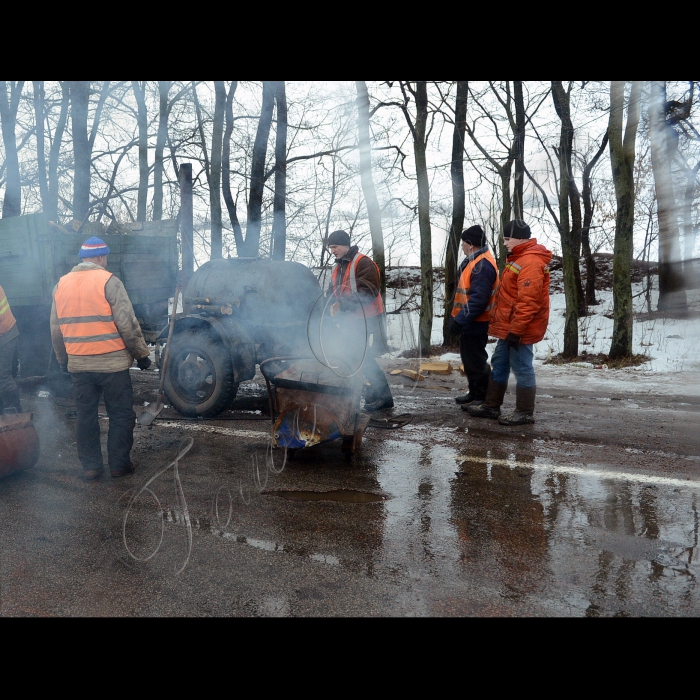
[454,246,498,327]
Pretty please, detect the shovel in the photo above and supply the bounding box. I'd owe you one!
[138,285,180,426]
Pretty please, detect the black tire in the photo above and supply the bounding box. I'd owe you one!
[163,328,238,417]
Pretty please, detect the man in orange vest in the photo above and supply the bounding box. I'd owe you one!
[448,225,499,408]
[51,237,152,480]
[0,284,22,414]
[325,229,393,412]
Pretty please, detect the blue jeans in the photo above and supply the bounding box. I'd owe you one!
[490,339,536,389]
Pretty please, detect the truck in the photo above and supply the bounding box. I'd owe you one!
[0,212,178,378]
[162,257,323,417]
[0,211,326,419]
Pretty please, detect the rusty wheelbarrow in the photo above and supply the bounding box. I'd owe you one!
[0,412,40,478]
[260,357,371,458]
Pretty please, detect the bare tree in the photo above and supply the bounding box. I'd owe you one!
[271,80,287,260]
[443,80,468,344]
[0,81,25,217]
[355,80,386,297]
[399,81,434,354]
[210,81,226,259]
[608,80,642,359]
[650,80,689,313]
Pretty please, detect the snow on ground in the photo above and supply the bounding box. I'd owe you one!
[382,265,700,397]
[319,261,700,397]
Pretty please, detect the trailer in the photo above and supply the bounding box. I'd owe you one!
[0,213,178,378]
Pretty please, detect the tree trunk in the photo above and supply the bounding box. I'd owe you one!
[443,80,468,345]
[355,80,386,299]
[210,81,226,259]
[683,162,700,273]
[132,81,149,222]
[414,82,434,355]
[608,81,642,359]
[0,81,24,218]
[650,80,687,313]
[581,132,609,306]
[244,81,275,257]
[48,82,69,224]
[271,80,287,261]
[498,164,513,272]
[69,81,91,221]
[222,82,244,254]
[512,80,526,220]
[153,81,171,221]
[32,81,50,217]
[551,81,579,357]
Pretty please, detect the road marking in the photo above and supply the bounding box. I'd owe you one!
[457,454,700,490]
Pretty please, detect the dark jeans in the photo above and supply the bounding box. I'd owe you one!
[71,370,136,472]
[0,336,20,412]
[460,321,490,400]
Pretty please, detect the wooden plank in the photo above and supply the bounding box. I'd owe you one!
[420,362,452,374]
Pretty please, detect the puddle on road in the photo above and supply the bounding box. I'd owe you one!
[264,489,387,503]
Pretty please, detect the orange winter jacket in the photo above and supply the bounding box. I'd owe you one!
[489,238,552,345]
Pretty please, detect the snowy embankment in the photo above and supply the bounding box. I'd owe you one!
[380,261,700,398]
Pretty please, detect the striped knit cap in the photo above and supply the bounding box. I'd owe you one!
[79,236,110,258]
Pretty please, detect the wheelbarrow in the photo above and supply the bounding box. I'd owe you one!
[260,357,371,458]
[0,412,40,478]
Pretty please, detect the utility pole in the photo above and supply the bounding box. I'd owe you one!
[179,163,194,289]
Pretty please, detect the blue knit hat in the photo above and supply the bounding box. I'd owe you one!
[79,236,110,258]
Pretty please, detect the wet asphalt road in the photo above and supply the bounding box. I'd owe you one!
[1,362,699,617]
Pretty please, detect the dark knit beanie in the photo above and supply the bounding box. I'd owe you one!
[326,230,351,247]
[461,225,486,247]
[503,220,531,239]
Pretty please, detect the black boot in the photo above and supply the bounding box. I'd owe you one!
[0,389,22,414]
[498,386,536,425]
[466,380,507,418]
[455,392,476,405]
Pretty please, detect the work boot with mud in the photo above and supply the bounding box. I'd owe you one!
[466,380,507,418]
[498,386,536,425]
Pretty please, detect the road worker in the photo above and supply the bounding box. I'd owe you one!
[50,237,152,480]
[447,225,499,408]
[468,220,552,425]
[324,229,394,412]
[0,283,22,414]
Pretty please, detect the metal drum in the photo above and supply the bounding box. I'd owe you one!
[0,412,40,478]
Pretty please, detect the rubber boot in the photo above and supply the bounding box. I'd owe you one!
[498,386,536,425]
[466,380,507,418]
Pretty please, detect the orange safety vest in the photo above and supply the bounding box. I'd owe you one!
[451,251,499,323]
[0,285,17,336]
[331,253,384,318]
[54,269,127,355]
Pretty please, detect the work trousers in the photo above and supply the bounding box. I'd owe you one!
[0,336,20,412]
[490,339,536,389]
[71,369,136,473]
[459,321,490,400]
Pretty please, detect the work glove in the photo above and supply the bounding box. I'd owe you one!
[137,356,152,370]
[505,332,521,351]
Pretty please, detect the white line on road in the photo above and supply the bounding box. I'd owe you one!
[457,454,700,490]
[128,418,270,440]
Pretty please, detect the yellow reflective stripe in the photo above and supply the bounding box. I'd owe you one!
[543,266,550,274]
[505,263,521,274]
[0,300,9,315]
